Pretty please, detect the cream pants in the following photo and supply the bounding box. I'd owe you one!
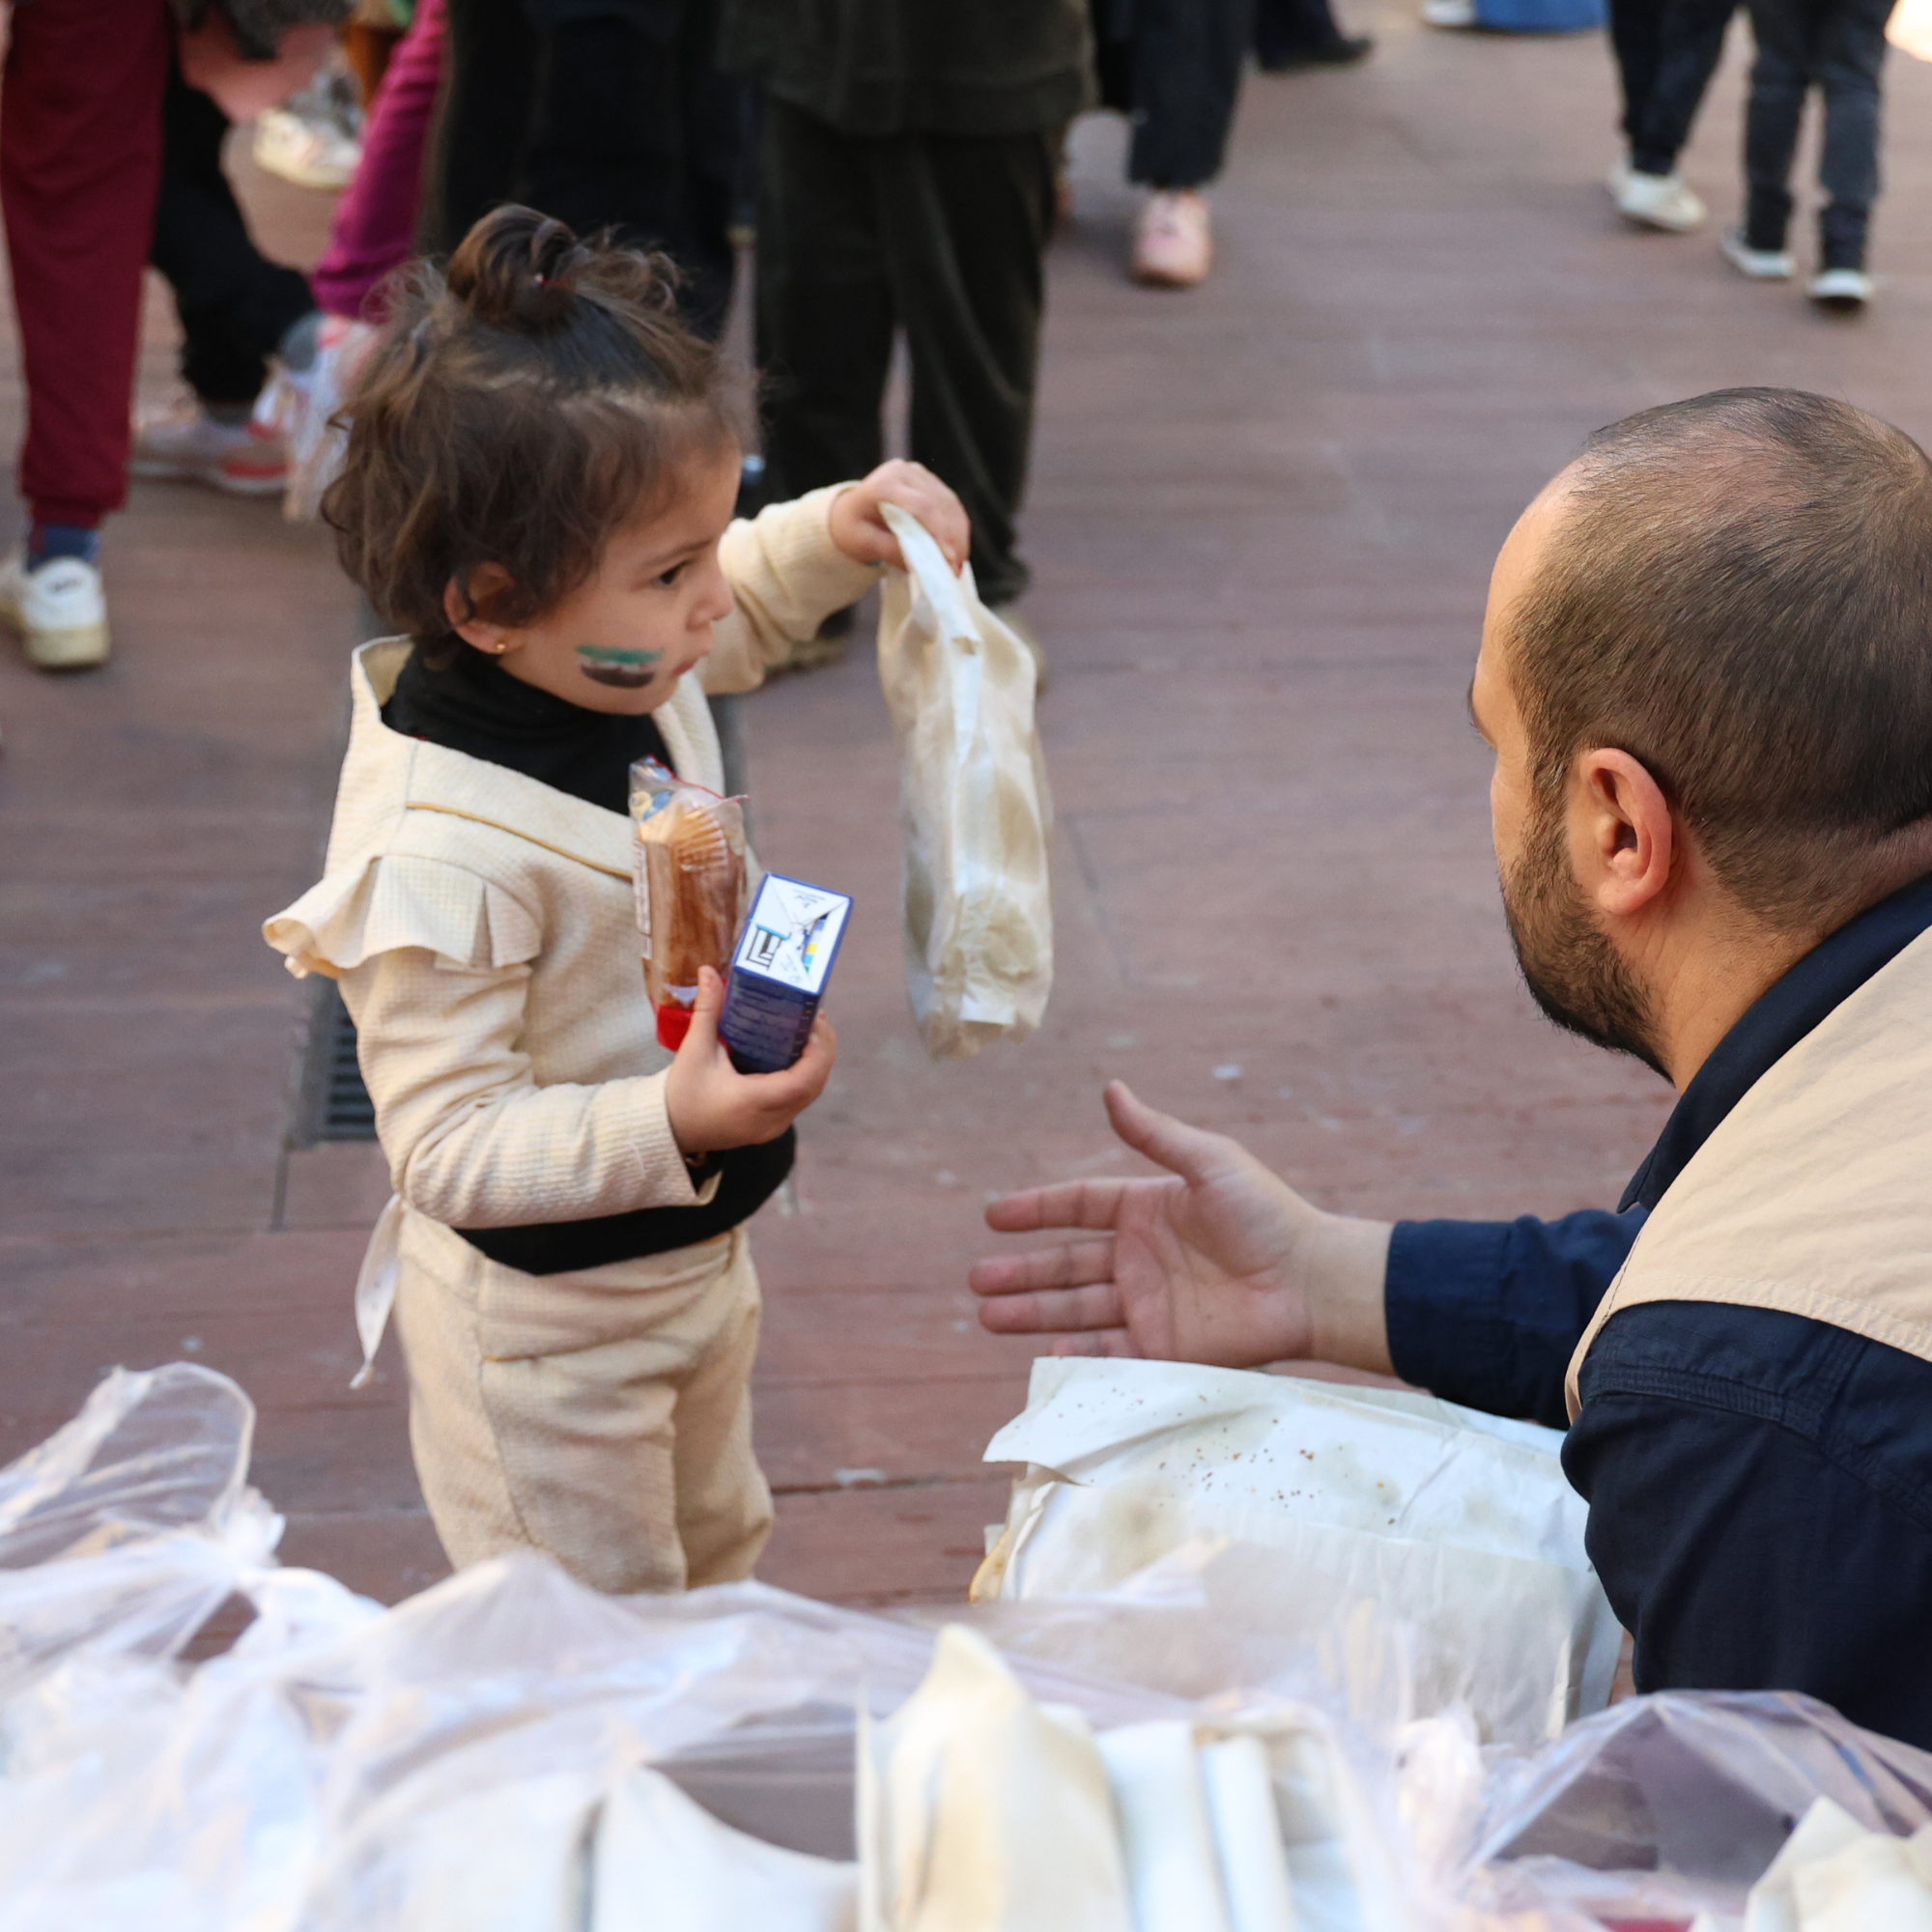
[392,1206,773,1594]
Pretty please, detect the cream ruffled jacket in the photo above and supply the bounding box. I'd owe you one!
[264,488,875,1232]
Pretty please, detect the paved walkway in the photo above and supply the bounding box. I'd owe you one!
[4,26,1931,1605]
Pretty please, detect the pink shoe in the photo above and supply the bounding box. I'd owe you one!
[1130,190,1212,288]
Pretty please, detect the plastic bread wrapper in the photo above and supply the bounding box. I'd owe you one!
[857,1622,1413,1932]
[875,503,1053,1061]
[974,1357,1624,1748]
[630,756,750,1051]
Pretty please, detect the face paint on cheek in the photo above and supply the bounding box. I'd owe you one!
[576,643,663,690]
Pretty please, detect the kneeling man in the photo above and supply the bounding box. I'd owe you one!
[972,388,1932,1745]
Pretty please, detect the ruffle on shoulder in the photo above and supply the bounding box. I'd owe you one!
[263,854,542,979]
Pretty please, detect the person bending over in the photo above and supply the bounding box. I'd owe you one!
[971,386,1932,1746]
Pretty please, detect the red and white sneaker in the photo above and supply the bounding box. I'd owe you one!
[130,398,289,496]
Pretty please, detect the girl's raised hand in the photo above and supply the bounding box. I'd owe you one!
[665,967,837,1155]
[828,459,970,576]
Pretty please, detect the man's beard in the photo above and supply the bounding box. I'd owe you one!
[1501,803,1668,1077]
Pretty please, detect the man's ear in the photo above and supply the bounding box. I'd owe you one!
[443,564,517,655]
[1575,748,1674,917]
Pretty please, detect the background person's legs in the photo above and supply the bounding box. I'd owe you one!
[519,0,741,337]
[152,64,318,412]
[1811,0,1889,268]
[428,0,738,337]
[1626,0,1737,177]
[753,99,895,512]
[426,0,537,253]
[878,128,1057,610]
[1091,0,1254,286]
[1608,0,1668,159]
[1743,0,1816,250]
[1254,0,1371,66]
[1,0,171,539]
[1120,0,1256,191]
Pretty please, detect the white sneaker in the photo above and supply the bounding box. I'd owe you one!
[1807,266,1874,310]
[1613,169,1707,234]
[253,316,377,523]
[252,104,360,191]
[131,395,289,494]
[1422,0,1476,25]
[1719,227,1795,280]
[0,549,108,669]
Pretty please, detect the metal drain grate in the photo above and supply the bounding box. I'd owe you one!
[290,978,378,1146]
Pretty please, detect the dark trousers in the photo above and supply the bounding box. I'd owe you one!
[152,66,317,408]
[1092,0,1255,189]
[1743,0,1889,260]
[754,97,1055,609]
[1608,0,1736,175]
[429,0,742,338]
[1255,0,1350,58]
[1,0,172,526]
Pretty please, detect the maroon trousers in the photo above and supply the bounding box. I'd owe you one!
[2,0,172,528]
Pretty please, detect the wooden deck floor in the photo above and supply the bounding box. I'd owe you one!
[4,16,1931,1605]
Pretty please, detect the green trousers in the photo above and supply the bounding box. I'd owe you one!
[754,96,1057,607]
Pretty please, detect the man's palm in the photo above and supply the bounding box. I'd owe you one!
[1104,1150,1315,1364]
[972,1082,1321,1368]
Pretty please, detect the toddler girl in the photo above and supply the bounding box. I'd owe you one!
[265,207,967,1594]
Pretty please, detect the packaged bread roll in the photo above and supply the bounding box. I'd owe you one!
[630,757,749,1050]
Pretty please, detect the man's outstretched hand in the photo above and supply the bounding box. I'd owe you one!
[968,1081,1395,1373]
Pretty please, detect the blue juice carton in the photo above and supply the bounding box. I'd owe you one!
[719,873,853,1073]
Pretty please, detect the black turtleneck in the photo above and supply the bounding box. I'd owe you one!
[382,641,671,813]
[379,640,793,1276]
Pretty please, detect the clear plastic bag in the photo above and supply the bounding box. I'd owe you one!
[630,756,750,1051]
[0,1363,283,1696]
[876,504,1053,1061]
[1460,1690,1932,1923]
[0,1366,379,1932]
[0,1365,1428,1932]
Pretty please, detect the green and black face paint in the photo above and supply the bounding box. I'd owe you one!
[576,644,663,689]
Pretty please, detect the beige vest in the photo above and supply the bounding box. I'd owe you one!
[1565,923,1932,1419]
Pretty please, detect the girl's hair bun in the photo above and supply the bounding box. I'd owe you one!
[445,204,678,331]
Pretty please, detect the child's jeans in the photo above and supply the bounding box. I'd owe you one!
[393,1207,773,1594]
[1743,0,1889,264]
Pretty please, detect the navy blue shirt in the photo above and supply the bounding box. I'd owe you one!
[1384,874,1932,1747]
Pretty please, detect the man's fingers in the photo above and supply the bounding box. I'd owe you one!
[968,1237,1116,1297]
[983,1178,1136,1235]
[975,1281,1125,1336]
[1104,1079,1234,1188]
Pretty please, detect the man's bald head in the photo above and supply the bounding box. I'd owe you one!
[1501,387,1932,930]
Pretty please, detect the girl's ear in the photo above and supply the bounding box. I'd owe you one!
[443,564,518,655]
